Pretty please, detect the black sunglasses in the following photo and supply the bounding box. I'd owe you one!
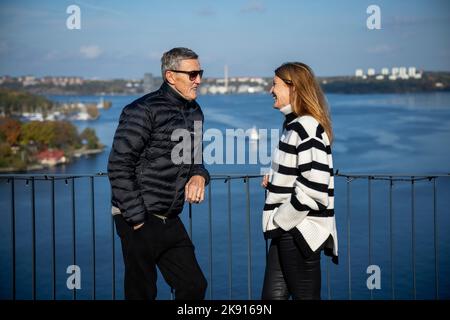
[169,69,204,81]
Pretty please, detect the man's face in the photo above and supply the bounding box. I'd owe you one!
[166,59,202,101]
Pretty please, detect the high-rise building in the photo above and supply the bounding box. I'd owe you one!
[399,67,408,79]
[408,67,417,77]
[143,73,155,92]
[355,69,364,77]
[224,65,229,94]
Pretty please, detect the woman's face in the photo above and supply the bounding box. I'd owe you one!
[270,75,291,109]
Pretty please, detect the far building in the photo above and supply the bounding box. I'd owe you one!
[355,66,421,81]
[399,67,409,79]
[224,65,229,94]
[408,67,417,77]
[143,73,155,93]
[36,149,67,167]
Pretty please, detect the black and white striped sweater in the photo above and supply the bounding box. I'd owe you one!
[263,104,338,263]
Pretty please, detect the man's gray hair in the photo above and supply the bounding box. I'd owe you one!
[161,47,199,80]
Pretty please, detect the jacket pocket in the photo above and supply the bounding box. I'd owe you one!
[165,165,187,214]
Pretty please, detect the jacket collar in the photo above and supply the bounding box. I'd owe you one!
[160,81,198,109]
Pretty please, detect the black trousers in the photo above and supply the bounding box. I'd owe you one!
[114,213,207,300]
[262,232,321,300]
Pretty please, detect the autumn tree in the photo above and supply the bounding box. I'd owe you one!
[86,104,99,119]
[0,117,21,145]
[80,127,100,149]
[21,120,81,150]
[0,88,53,115]
[52,121,81,149]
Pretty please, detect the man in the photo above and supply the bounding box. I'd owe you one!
[107,47,209,300]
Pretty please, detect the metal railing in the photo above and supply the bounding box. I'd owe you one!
[337,173,449,300]
[0,172,448,300]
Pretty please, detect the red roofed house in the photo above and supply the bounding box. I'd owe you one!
[36,149,67,166]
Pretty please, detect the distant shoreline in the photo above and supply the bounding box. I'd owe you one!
[72,147,105,157]
[2,71,449,96]
[30,88,450,96]
[0,147,105,173]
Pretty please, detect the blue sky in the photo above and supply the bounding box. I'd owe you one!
[0,0,449,78]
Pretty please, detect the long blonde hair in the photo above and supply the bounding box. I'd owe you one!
[275,62,333,143]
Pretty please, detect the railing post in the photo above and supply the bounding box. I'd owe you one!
[264,189,269,261]
[244,176,252,300]
[433,178,439,300]
[368,177,372,300]
[10,178,16,300]
[71,178,76,300]
[327,256,331,300]
[347,177,352,300]
[411,178,416,300]
[189,203,193,239]
[111,212,116,300]
[31,177,36,300]
[389,178,395,300]
[51,177,56,300]
[208,182,213,300]
[90,176,96,300]
[227,176,232,299]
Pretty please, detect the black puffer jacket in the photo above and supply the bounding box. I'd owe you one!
[107,82,210,226]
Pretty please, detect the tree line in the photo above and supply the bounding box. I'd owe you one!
[0,88,54,116]
[0,117,101,170]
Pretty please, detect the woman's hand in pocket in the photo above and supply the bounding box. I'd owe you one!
[261,174,269,189]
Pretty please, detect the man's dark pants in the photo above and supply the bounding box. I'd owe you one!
[114,213,207,300]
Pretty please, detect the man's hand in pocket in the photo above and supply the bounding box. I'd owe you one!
[133,222,144,230]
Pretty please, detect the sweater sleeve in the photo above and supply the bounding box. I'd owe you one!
[107,103,152,226]
[273,132,331,231]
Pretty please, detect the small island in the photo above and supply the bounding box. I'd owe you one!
[0,89,104,172]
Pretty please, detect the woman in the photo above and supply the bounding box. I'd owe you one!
[261,62,338,300]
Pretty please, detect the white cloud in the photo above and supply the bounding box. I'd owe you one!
[80,45,102,59]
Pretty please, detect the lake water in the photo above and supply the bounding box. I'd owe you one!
[1,92,449,300]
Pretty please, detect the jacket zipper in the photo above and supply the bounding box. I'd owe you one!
[166,104,192,214]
